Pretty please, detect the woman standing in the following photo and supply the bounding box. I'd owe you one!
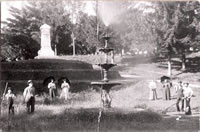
[60,79,70,100]
[163,79,171,100]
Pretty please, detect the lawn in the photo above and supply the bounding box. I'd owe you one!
[0,55,199,131]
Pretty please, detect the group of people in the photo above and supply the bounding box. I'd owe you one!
[2,79,70,115]
[47,79,70,100]
[175,81,193,115]
[149,79,194,115]
[149,79,172,100]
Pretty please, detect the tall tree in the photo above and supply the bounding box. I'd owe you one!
[154,1,200,74]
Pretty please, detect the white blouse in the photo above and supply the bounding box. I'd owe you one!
[61,82,70,89]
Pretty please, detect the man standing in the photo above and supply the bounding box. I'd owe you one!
[175,81,184,112]
[48,79,56,99]
[183,82,193,115]
[149,80,157,100]
[23,80,36,113]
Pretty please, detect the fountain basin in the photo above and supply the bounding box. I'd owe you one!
[91,81,120,88]
[97,63,116,71]
[102,35,111,40]
[91,81,121,108]
[99,48,114,53]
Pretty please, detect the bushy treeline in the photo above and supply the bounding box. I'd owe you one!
[1,1,200,65]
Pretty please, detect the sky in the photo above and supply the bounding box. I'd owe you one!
[1,1,25,22]
[1,0,156,28]
[1,0,96,22]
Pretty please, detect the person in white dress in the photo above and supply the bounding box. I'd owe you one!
[60,79,70,100]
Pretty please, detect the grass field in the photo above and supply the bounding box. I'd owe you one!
[0,55,199,131]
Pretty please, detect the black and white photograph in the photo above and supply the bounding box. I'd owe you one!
[0,0,200,131]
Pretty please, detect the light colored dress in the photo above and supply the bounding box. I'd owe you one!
[60,82,70,100]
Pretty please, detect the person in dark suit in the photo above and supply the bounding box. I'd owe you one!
[175,81,184,112]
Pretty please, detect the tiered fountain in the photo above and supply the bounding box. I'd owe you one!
[91,34,121,108]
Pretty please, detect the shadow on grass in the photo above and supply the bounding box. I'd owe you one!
[0,108,162,131]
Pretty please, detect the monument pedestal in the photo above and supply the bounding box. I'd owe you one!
[36,49,55,59]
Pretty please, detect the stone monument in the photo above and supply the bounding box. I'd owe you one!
[36,24,55,58]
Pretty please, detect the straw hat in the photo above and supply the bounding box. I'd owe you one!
[27,80,33,84]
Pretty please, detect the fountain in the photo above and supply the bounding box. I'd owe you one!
[91,34,121,108]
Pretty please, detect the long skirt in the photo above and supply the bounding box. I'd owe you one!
[49,88,55,99]
[60,88,69,100]
[164,87,171,100]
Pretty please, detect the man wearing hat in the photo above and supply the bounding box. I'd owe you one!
[183,82,193,115]
[175,81,184,112]
[23,80,36,113]
[47,79,56,99]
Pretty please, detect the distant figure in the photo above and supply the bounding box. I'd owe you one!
[23,80,36,113]
[149,80,157,100]
[4,87,16,114]
[183,82,193,115]
[48,79,56,99]
[163,79,171,100]
[60,79,70,100]
[175,81,184,112]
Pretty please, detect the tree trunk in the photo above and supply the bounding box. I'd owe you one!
[72,38,75,56]
[167,53,172,77]
[54,44,57,56]
[181,53,186,70]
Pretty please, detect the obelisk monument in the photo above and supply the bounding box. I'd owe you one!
[36,24,55,58]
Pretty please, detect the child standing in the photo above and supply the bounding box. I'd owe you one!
[4,87,16,114]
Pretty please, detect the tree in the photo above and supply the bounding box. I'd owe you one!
[2,0,117,58]
[153,1,200,74]
[109,1,157,55]
[2,0,99,58]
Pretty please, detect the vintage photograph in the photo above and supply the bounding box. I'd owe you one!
[0,0,200,131]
